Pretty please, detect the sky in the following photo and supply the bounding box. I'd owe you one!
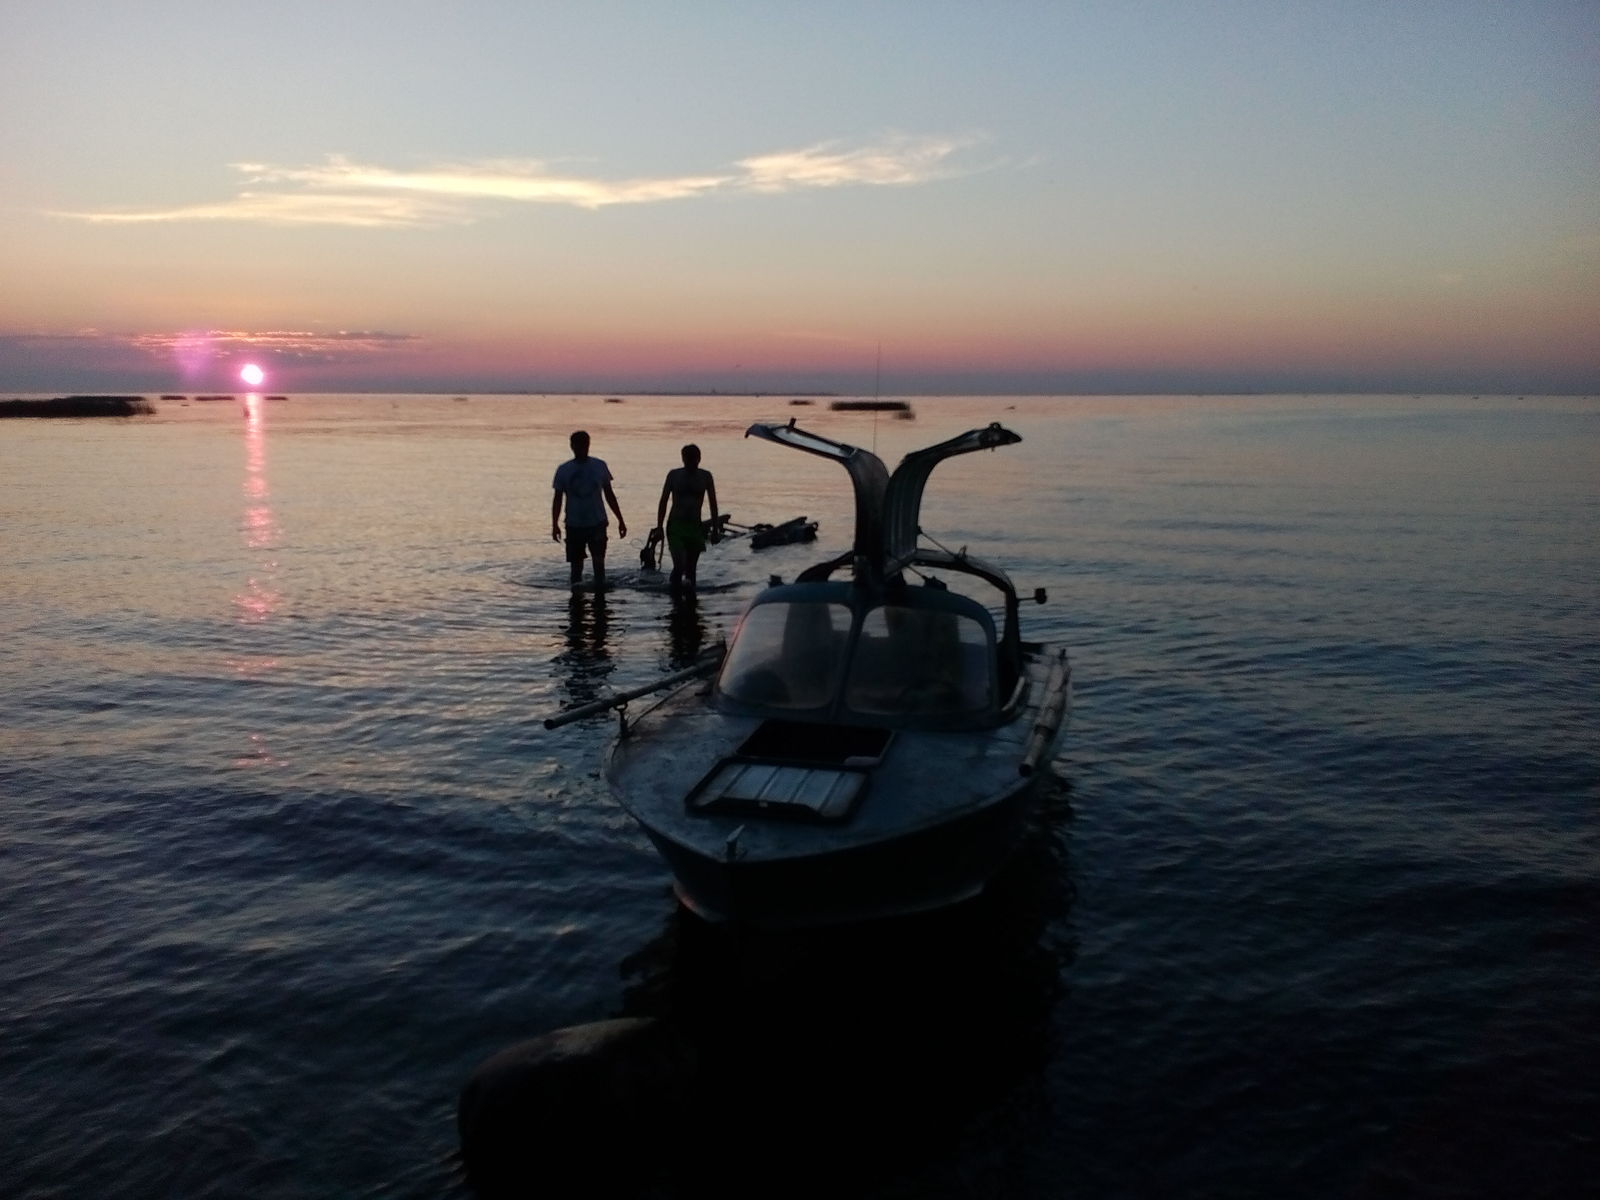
[1,1,1596,395]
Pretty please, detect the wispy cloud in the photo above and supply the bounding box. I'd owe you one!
[51,135,984,228]
[237,157,734,210]
[132,329,420,364]
[738,136,975,192]
[55,191,471,229]
[0,328,424,387]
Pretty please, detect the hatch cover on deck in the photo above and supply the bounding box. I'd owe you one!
[687,760,868,822]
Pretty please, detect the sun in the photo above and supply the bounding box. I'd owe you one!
[240,363,266,387]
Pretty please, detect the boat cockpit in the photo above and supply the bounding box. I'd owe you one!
[715,579,1014,732]
[711,419,1036,737]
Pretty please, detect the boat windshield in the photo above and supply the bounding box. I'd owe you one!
[844,604,994,717]
[718,601,853,710]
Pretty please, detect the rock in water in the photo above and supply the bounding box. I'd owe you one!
[458,1017,696,1198]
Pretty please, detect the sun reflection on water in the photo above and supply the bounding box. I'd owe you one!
[235,395,281,624]
[232,394,286,767]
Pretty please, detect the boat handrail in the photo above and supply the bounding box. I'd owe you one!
[999,674,1032,721]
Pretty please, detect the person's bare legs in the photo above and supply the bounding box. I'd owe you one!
[667,541,686,595]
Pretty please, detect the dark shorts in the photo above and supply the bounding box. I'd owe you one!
[665,516,706,555]
[564,524,607,563]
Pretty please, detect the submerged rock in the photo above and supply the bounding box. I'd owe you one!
[458,1017,696,1198]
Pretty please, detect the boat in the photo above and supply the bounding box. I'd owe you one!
[746,516,819,549]
[747,516,818,549]
[688,513,819,551]
[546,420,1070,928]
[829,399,913,413]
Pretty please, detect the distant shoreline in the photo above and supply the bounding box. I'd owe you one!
[0,395,153,418]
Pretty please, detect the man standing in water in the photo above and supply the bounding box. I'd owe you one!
[552,430,626,592]
[655,444,719,596]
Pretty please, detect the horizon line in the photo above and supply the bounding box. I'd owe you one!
[7,387,1594,399]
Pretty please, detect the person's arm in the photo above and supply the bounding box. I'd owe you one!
[603,482,627,537]
[706,472,720,540]
[551,489,563,541]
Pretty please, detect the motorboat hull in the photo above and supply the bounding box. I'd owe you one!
[606,643,1069,929]
[635,774,1037,928]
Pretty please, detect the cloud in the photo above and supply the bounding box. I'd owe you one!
[738,136,974,192]
[0,327,429,389]
[51,135,984,228]
[131,329,421,364]
[2,328,419,362]
[54,190,471,229]
[238,156,734,210]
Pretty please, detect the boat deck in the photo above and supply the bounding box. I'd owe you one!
[607,645,1065,865]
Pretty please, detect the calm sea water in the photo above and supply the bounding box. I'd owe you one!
[2,393,1596,1199]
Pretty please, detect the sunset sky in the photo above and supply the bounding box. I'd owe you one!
[2,2,1596,395]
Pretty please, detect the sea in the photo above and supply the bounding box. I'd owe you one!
[2,392,1596,1199]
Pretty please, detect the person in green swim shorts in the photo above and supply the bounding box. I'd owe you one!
[654,444,720,596]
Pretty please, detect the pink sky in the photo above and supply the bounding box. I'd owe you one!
[3,4,1596,395]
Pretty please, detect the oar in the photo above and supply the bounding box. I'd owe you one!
[543,653,723,730]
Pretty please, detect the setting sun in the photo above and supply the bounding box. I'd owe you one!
[240,363,265,387]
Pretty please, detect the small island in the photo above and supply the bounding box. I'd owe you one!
[0,395,154,418]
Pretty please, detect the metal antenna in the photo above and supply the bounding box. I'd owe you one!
[872,341,882,455]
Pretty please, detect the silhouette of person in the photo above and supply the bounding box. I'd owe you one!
[552,430,626,592]
[655,444,719,596]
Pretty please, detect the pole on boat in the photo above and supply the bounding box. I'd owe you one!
[543,653,723,730]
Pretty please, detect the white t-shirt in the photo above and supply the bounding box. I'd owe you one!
[552,456,613,527]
